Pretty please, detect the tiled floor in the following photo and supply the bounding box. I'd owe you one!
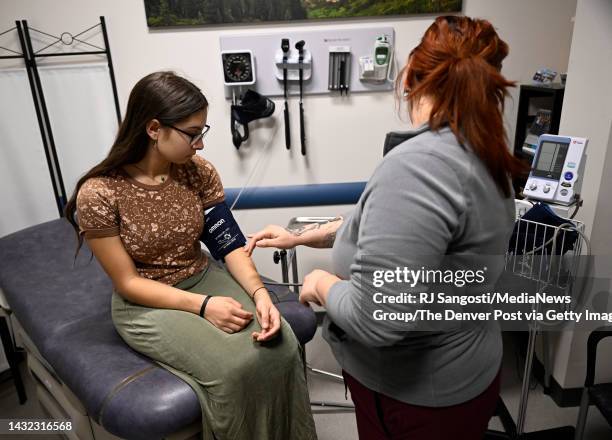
[1,331,611,440]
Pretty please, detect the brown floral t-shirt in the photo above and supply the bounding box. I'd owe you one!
[76,155,225,285]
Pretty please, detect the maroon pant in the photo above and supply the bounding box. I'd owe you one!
[343,370,500,440]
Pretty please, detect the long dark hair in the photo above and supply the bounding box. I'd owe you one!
[64,71,208,253]
[397,16,527,197]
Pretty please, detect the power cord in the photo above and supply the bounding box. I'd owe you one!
[229,119,279,210]
[570,197,583,219]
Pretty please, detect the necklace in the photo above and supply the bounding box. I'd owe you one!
[131,163,170,183]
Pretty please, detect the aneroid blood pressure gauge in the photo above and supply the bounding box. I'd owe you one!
[221,50,256,86]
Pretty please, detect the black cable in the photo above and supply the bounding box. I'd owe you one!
[264,281,303,287]
[570,198,582,219]
[263,281,303,304]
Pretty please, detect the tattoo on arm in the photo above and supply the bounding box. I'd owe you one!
[286,217,343,247]
[322,230,337,248]
[286,222,321,236]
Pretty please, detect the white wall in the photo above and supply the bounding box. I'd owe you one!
[1,0,577,277]
[548,0,612,389]
[0,64,119,237]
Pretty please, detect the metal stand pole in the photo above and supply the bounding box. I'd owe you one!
[99,16,121,123]
[541,332,552,392]
[22,20,68,213]
[516,325,538,435]
[290,249,299,294]
[273,235,355,411]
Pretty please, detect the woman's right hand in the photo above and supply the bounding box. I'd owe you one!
[204,296,253,334]
[244,224,298,256]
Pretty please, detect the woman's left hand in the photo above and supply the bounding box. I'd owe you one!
[251,291,281,342]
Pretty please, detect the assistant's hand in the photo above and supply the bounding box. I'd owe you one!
[251,290,281,342]
[299,269,339,307]
[244,224,298,256]
[204,296,253,334]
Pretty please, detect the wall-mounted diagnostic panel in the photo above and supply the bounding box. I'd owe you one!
[219,27,395,99]
[523,134,588,205]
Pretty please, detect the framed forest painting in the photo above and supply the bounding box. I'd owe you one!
[145,0,463,27]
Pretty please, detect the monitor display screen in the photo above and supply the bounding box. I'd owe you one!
[532,141,569,180]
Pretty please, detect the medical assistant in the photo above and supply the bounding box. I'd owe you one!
[324,125,516,406]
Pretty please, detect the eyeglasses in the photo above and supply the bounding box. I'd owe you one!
[165,123,211,146]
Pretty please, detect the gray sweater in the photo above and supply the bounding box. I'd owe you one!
[323,125,515,406]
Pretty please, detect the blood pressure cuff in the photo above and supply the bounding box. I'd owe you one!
[508,202,578,255]
[200,202,246,261]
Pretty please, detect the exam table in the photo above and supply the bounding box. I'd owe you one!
[0,218,315,439]
[0,182,366,440]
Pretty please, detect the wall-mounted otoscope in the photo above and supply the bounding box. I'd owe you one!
[281,38,291,150]
[295,40,306,156]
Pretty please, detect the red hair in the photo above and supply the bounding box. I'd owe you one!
[400,16,526,197]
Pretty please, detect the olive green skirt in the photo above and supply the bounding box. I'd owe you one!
[111,263,317,440]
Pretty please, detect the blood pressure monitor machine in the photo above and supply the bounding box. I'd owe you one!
[522,134,588,206]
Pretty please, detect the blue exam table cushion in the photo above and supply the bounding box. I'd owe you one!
[0,219,315,439]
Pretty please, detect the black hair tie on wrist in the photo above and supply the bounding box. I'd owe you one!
[251,286,266,299]
[199,295,212,318]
